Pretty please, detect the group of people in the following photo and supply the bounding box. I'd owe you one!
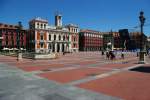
[102,51,124,60]
[106,51,116,60]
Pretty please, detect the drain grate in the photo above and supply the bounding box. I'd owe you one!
[130,66,150,73]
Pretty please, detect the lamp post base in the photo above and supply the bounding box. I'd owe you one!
[138,51,145,64]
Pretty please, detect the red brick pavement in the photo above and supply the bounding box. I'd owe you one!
[19,64,66,71]
[1,53,150,100]
[76,61,98,65]
[98,63,135,69]
[38,68,108,83]
[78,70,150,100]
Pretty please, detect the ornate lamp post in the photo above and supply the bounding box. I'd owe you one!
[17,21,23,61]
[138,11,146,64]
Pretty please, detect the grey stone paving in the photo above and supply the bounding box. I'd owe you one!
[0,63,121,100]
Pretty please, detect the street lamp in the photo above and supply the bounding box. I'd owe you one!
[138,11,146,64]
[17,21,23,61]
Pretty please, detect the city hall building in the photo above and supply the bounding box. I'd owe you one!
[27,14,79,53]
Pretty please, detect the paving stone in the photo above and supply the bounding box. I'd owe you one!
[0,62,120,100]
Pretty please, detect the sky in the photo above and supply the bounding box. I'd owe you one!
[0,0,150,36]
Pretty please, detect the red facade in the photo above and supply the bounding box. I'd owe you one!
[0,23,27,50]
[79,30,103,51]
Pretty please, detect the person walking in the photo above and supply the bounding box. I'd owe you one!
[106,51,110,60]
[121,52,124,59]
[101,51,104,55]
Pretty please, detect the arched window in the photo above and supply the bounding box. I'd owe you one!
[49,34,51,41]
[41,24,43,29]
[59,35,61,40]
[44,24,46,29]
[37,23,39,28]
[54,35,56,40]
[63,35,65,41]
[40,35,43,40]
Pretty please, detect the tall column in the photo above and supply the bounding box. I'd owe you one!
[64,44,67,52]
[55,43,57,52]
[60,43,62,52]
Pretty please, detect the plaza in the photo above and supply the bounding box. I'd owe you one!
[0,52,150,100]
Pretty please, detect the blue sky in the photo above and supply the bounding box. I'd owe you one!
[0,0,150,36]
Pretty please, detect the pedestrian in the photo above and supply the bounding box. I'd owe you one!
[106,51,110,60]
[121,52,124,59]
[101,51,104,55]
[110,52,115,60]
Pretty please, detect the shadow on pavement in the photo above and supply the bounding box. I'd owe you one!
[130,66,150,73]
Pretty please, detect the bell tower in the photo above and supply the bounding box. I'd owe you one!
[55,12,62,27]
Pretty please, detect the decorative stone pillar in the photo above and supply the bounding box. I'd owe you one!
[64,44,67,52]
[55,43,57,52]
[60,43,62,53]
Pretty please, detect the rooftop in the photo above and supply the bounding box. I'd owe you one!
[80,29,100,33]
[0,23,18,29]
[30,17,48,23]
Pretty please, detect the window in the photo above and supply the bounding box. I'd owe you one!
[4,25,8,27]
[11,35,13,39]
[40,35,43,40]
[63,35,65,41]
[41,24,43,29]
[59,35,61,40]
[49,34,51,41]
[74,37,76,41]
[6,36,8,40]
[74,29,76,33]
[12,41,14,46]
[74,43,76,48]
[54,35,56,40]
[6,41,8,46]
[44,24,46,29]
[37,23,39,28]
[40,43,44,48]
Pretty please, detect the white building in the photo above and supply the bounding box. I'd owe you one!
[28,14,79,53]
